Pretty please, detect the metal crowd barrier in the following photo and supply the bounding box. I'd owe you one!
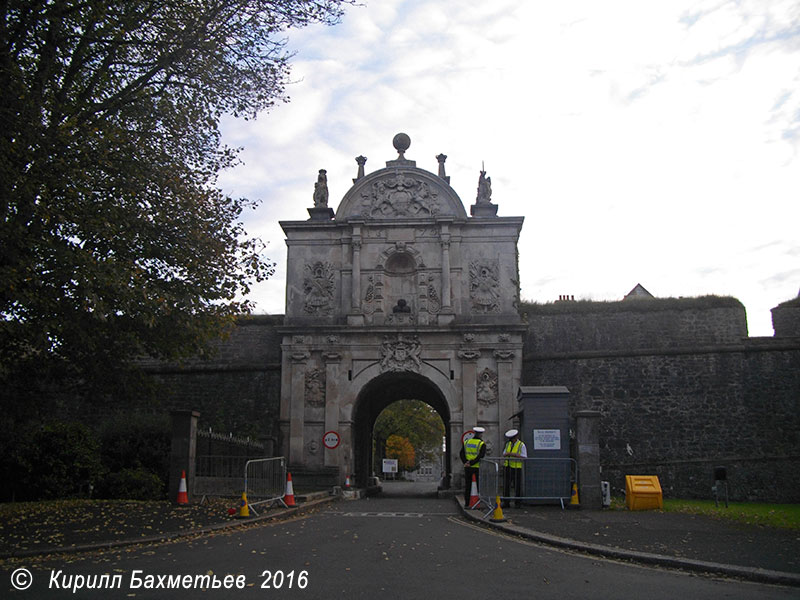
[195,455,255,498]
[478,457,578,516]
[244,457,287,515]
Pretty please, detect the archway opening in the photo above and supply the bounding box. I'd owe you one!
[352,372,451,489]
[373,399,445,493]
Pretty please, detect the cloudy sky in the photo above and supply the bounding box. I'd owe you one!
[218,0,799,337]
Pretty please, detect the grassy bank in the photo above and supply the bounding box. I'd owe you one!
[611,497,800,530]
[662,499,800,530]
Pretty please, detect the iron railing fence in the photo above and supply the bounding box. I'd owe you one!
[196,429,265,456]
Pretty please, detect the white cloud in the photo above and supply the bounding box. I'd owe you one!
[218,0,800,334]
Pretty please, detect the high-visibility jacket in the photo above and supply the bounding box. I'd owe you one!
[504,439,524,469]
[464,438,485,467]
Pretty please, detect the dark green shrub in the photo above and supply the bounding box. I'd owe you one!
[0,420,33,501]
[23,422,105,500]
[99,414,170,498]
[98,467,164,500]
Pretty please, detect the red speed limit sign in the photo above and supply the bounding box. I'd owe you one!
[323,431,340,449]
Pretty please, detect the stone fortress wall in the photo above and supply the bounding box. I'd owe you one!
[147,316,283,441]
[150,296,800,502]
[520,296,800,503]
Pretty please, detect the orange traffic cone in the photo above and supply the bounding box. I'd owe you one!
[284,472,296,507]
[344,474,351,489]
[176,470,188,505]
[468,474,480,509]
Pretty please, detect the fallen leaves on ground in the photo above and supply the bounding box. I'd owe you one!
[0,498,238,554]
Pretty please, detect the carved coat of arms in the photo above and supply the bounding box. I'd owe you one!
[361,174,439,218]
[380,335,422,372]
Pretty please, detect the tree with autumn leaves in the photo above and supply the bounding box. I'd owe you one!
[0,0,354,417]
[374,400,445,474]
[385,434,415,472]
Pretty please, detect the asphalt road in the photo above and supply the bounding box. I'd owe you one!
[5,491,797,599]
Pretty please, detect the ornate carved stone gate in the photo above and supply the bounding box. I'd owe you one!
[279,134,524,489]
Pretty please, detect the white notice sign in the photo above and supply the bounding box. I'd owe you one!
[382,459,398,473]
[533,429,561,450]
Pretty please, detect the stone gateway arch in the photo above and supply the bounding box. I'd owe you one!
[279,134,524,489]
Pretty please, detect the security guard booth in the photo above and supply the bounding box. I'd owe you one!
[517,386,572,505]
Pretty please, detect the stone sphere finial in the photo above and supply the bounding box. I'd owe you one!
[393,133,411,157]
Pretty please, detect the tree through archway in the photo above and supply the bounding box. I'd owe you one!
[373,400,445,479]
[352,372,451,488]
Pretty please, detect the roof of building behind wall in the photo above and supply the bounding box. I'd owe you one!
[624,283,654,300]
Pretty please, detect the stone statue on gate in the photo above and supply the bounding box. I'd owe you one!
[476,169,492,205]
[313,169,329,207]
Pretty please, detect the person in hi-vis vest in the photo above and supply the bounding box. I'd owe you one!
[460,426,486,507]
[502,428,527,507]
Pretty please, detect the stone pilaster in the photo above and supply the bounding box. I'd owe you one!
[494,350,515,439]
[324,352,341,468]
[459,349,480,430]
[439,222,452,311]
[441,238,452,310]
[289,350,310,466]
[576,410,602,509]
[451,419,465,490]
[351,239,362,311]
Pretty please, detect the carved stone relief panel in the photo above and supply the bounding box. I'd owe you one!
[426,273,442,314]
[306,438,320,456]
[380,334,422,372]
[360,174,440,219]
[469,260,501,313]
[477,368,498,406]
[304,368,326,407]
[363,275,376,314]
[303,261,335,315]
